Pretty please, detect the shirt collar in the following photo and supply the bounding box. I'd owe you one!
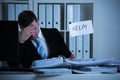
[38,28,45,40]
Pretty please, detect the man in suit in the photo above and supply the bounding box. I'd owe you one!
[18,10,75,68]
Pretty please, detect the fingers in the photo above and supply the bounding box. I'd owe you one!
[19,26,37,43]
[24,26,37,36]
[24,25,36,34]
[70,54,76,59]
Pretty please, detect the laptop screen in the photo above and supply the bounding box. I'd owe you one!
[0,21,20,68]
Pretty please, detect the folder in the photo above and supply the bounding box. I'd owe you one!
[32,57,116,74]
[73,5,83,59]
[8,4,15,20]
[22,4,29,11]
[76,36,83,59]
[67,5,76,55]
[15,4,23,20]
[83,34,90,59]
[53,4,61,30]
[67,4,83,59]
[67,4,73,31]
[39,4,45,28]
[46,4,53,28]
[34,68,72,75]
[74,66,118,74]
[69,37,76,55]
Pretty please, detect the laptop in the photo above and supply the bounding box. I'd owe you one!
[0,21,33,72]
[0,20,19,65]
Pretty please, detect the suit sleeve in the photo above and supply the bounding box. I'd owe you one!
[54,29,72,58]
[18,42,33,68]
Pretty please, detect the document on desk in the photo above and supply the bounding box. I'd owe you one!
[31,57,68,69]
[31,57,114,69]
[31,57,120,74]
[34,68,72,75]
[72,66,118,74]
[31,57,72,75]
[65,58,113,68]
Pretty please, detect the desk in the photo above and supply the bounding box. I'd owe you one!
[0,72,120,80]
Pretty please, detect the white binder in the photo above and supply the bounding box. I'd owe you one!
[80,5,91,59]
[39,4,45,28]
[53,4,61,30]
[68,4,83,59]
[76,35,83,59]
[22,4,28,11]
[83,34,90,59]
[67,5,76,55]
[15,4,23,20]
[73,5,83,59]
[8,4,15,20]
[46,4,53,28]
[69,37,76,54]
[8,4,28,20]
[67,5,73,31]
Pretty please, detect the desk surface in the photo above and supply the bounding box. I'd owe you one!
[0,72,120,80]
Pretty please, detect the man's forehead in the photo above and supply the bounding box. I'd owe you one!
[30,20,37,25]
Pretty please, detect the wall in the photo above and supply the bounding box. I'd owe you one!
[93,0,120,59]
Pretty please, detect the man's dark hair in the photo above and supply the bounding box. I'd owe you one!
[18,10,38,28]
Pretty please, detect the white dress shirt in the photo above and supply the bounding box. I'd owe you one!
[32,28,48,58]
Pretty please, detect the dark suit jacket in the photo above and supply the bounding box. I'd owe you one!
[19,28,72,68]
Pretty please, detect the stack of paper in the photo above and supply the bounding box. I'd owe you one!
[34,68,72,75]
[31,57,120,74]
[31,57,64,69]
[74,66,118,74]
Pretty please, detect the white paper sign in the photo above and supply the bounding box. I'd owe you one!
[69,20,93,37]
